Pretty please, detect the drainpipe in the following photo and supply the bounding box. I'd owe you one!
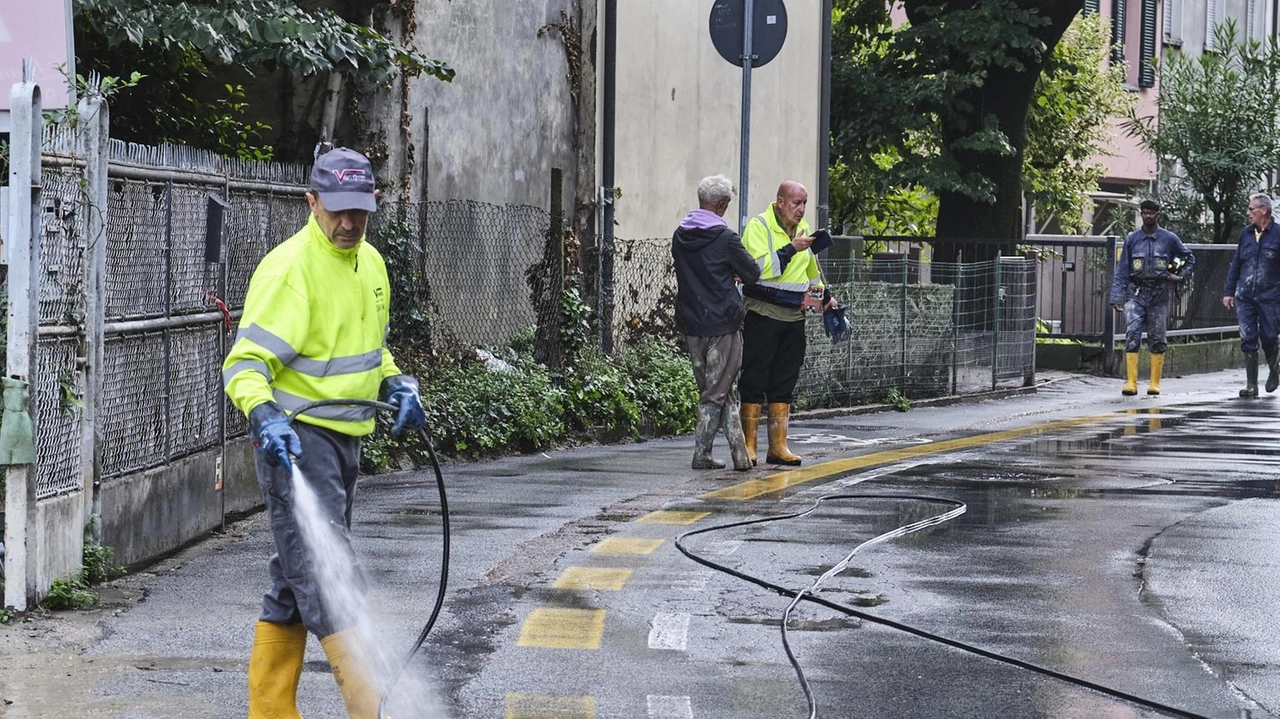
[817,0,833,231]
[600,0,617,355]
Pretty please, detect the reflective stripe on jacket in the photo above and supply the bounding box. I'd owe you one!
[223,215,401,436]
[740,204,821,305]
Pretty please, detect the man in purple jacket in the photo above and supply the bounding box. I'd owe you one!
[672,175,762,470]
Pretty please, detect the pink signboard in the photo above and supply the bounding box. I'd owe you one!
[0,0,75,111]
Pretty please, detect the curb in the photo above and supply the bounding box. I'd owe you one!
[792,375,1070,421]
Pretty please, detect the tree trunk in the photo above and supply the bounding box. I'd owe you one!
[910,0,1084,247]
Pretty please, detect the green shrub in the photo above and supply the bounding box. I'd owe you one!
[42,575,98,610]
[562,350,639,437]
[620,336,697,435]
[421,357,565,457]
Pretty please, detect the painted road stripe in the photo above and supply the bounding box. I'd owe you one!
[553,566,634,591]
[505,693,596,718]
[648,612,690,651]
[517,608,607,649]
[647,695,694,718]
[591,537,664,555]
[638,510,711,525]
[701,539,743,557]
[700,413,1119,500]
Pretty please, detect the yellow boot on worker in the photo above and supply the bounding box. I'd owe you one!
[1147,354,1164,395]
[740,403,762,467]
[321,628,382,719]
[1122,353,1139,396]
[765,403,802,466]
[248,620,307,719]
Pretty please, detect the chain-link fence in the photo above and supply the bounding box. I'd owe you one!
[606,237,1036,410]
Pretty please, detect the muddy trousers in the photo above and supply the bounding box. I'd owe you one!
[1122,293,1170,354]
[687,333,751,470]
[1235,294,1280,355]
[255,421,363,638]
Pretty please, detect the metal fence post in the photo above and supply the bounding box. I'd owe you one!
[77,92,109,530]
[992,252,1003,391]
[4,61,43,611]
[900,257,908,391]
[1104,235,1117,375]
[548,168,565,371]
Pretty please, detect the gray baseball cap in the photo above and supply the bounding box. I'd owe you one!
[310,147,377,212]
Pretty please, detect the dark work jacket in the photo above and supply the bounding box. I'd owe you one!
[1225,220,1280,302]
[1109,226,1194,305]
[672,224,762,337]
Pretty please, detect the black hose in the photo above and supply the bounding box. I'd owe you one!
[286,399,450,719]
[676,493,1212,719]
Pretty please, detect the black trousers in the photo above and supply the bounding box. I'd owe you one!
[739,310,806,404]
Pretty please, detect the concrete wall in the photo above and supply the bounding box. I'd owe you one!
[222,439,261,517]
[99,450,223,567]
[397,0,582,208]
[35,493,86,592]
[612,0,823,240]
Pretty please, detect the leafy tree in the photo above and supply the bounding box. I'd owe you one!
[1024,13,1132,234]
[73,0,453,159]
[831,0,1084,243]
[1125,20,1280,245]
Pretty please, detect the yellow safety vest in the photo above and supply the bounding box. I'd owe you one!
[741,204,821,293]
[223,215,401,436]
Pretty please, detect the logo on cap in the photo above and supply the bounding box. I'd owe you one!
[330,168,370,184]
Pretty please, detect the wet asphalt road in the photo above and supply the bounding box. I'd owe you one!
[3,369,1280,718]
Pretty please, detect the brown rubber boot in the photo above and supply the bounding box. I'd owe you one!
[740,403,762,467]
[692,402,726,470]
[765,403,802,466]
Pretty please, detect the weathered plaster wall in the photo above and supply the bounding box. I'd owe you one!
[612,0,823,240]
[379,1,583,209]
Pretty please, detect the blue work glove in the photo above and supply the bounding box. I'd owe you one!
[382,375,426,436]
[248,402,303,471]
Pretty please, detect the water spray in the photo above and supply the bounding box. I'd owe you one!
[288,398,450,719]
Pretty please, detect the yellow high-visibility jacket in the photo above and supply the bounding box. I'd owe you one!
[222,215,401,436]
[741,203,821,306]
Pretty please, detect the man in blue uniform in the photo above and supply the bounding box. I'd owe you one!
[1110,199,1195,396]
[1224,193,1280,397]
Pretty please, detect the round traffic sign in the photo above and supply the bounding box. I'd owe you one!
[709,0,788,69]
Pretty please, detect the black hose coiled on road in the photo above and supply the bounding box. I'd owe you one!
[676,492,1212,719]
[287,399,450,719]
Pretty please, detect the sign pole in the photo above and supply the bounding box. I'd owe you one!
[738,0,755,235]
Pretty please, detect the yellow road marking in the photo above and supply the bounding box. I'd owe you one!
[504,692,597,718]
[700,413,1119,500]
[591,537,664,555]
[553,566,634,591]
[517,608,607,649]
[637,510,711,525]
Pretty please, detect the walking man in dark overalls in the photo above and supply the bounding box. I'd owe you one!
[1110,199,1194,396]
[1224,193,1280,397]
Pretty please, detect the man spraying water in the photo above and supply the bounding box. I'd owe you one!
[223,146,427,719]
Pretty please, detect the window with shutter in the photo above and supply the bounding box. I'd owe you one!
[1140,0,1157,87]
[1205,0,1220,51]
[1112,0,1127,63]
[1164,0,1181,43]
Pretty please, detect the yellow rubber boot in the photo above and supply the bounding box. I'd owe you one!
[248,621,307,719]
[740,403,762,467]
[320,628,381,719]
[1147,354,1164,395]
[765,403,802,466]
[1122,353,1139,396]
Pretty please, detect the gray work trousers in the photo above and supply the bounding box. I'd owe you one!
[687,332,743,406]
[255,420,362,638]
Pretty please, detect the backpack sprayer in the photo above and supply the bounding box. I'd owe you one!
[288,398,449,719]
